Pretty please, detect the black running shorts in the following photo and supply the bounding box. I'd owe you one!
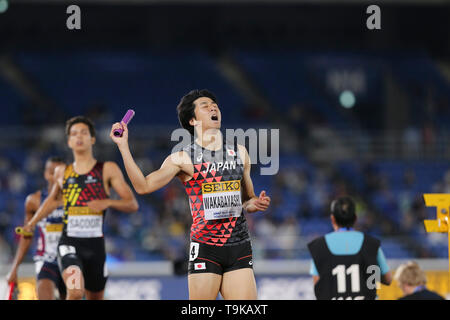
[188,240,253,275]
[57,235,108,292]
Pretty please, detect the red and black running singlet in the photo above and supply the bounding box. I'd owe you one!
[62,162,109,238]
[183,141,250,246]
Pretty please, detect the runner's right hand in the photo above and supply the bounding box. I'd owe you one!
[110,121,129,148]
[6,269,17,285]
[22,223,34,236]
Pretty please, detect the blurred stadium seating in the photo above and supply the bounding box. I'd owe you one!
[0,2,449,282]
[1,46,450,266]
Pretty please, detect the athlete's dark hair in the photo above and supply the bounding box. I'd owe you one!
[65,116,96,138]
[330,196,357,228]
[46,156,65,164]
[176,89,218,136]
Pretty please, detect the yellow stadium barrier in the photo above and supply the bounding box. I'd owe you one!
[377,194,450,300]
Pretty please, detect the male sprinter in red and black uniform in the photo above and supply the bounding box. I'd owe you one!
[110,89,271,299]
[22,116,139,300]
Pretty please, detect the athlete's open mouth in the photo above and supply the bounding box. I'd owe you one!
[211,115,219,121]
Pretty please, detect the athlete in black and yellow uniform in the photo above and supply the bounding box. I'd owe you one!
[110,89,271,300]
[58,162,109,293]
[23,116,138,300]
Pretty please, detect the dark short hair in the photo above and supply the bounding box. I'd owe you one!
[46,156,65,164]
[331,196,357,228]
[65,116,96,138]
[176,89,218,136]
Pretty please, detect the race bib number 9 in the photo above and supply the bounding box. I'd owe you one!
[201,180,242,220]
[67,207,103,238]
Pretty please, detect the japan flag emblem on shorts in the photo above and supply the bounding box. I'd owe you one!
[227,149,236,157]
[194,262,206,270]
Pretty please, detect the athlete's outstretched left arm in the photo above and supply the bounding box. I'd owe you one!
[238,145,271,213]
[86,162,139,213]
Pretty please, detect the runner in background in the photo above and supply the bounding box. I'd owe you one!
[21,116,139,300]
[6,157,66,300]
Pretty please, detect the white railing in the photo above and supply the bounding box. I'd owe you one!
[1,258,448,279]
[307,128,450,161]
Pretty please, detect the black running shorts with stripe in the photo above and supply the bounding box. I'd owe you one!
[188,240,253,275]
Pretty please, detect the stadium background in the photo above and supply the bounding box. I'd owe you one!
[0,0,450,299]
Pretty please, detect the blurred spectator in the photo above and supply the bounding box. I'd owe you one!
[8,170,26,193]
[403,126,421,157]
[422,121,437,158]
[85,102,113,126]
[0,236,12,264]
[276,216,300,259]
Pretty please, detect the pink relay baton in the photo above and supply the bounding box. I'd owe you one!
[113,109,135,137]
